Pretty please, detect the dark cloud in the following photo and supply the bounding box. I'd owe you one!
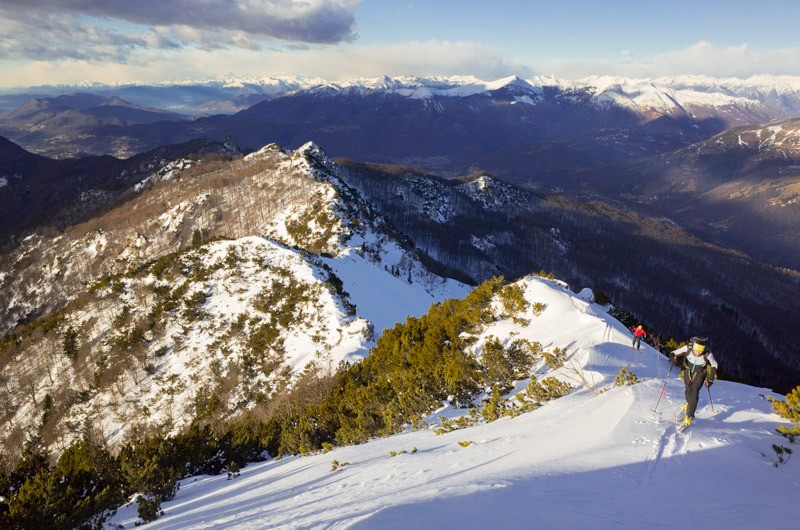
[0,0,358,44]
[0,11,150,62]
[0,1,358,62]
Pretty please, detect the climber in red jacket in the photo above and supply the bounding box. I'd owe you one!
[631,325,647,350]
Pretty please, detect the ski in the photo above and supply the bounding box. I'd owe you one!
[674,409,691,435]
[675,414,695,434]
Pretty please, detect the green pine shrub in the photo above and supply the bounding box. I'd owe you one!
[4,439,125,530]
[481,386,508,422]
[544,347,567,370]
[531,302,548,316]
[482,337,515,388]
[592,289,611,305]
[614,368,639,387]
[520,376,573,407]
[136,494,163,524]
[330,460,349,472]
[183,290,207,321]
[434,411,481,435]
[499,283,529,324]
[277,277,507,452]
[769,385,800,443]
[62,326,78,360]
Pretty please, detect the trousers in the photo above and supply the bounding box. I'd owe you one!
[683,364,707,419]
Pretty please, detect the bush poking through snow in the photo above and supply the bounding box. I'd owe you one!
[227,461,241,480]
[481,336,539,390]
[481,386,508,422]
[520,376,573,407]
[764,385,800,467]
[614,368,639,387]
[435,411,481,435]
[136,494,163,524]
[482,337,515,388]
[762,444,793,468]
[330,460,349,472]
[499,284,529,324]
[544,347,567,370]
[769,385,800,444]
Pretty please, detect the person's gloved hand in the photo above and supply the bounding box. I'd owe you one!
[705,379,713,388]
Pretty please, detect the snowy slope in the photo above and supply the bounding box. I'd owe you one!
[106,277,798,529]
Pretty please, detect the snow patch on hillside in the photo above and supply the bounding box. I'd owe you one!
[459,174,529,209]
[133,159,195,191]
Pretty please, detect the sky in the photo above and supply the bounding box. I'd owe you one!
[1,0,800,87]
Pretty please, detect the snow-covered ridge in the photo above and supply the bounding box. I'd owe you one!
[105,275,797,529]
[0,140,470,454]
[132,158,195,191]
[694,118,800,155]
[458,174,529,209]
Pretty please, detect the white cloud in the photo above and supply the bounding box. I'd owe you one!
[2,39,800,88]
[536,41,800,79]
[0,40,533,87]
[290,40,534,79]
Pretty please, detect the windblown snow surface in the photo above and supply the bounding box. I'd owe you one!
[106,277,798,529]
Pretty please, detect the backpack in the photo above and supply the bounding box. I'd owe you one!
[682,337,717,379]
[670,337,709,367]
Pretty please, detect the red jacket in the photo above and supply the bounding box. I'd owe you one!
[631,327,647,337]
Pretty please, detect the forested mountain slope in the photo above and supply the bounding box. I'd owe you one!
[337,160,800,392]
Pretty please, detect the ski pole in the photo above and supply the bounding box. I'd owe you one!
[707,385,715,413]
[653,364,673,412]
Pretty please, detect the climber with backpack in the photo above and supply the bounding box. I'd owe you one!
[670,337,719,428]
[630,324,647,350]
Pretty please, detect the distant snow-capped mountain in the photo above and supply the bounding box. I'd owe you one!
[3,74,798,167]
[259,74,800,118]
[6,74,800,117]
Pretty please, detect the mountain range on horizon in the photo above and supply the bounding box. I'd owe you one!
[3,73,800,117]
